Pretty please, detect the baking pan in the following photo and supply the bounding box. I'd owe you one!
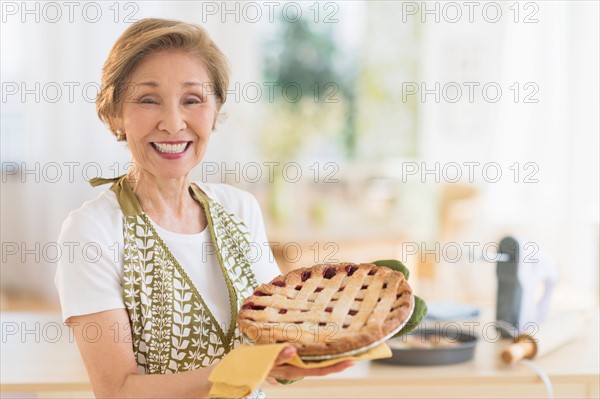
[375,328,478,365]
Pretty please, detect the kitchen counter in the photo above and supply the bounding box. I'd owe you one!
[1,311,598,398]
[264,310,599,399]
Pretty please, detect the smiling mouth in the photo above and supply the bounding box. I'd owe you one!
[151,141,192,154]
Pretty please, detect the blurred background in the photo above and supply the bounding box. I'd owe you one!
[1,0,598,315]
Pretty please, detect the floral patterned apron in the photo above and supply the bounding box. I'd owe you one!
[90,175,263,397]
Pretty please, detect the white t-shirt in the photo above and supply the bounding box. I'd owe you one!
[54,182,280,331]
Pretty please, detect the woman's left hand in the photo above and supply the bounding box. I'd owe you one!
[265,346,354,385]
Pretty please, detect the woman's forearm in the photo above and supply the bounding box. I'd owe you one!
[68,310,216,399]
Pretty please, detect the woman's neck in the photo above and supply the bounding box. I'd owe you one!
[127,170,205,234]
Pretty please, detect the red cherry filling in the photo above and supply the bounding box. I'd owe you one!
[254,291,269,297]
[314,287,323,293]
[301,271,311,282]
[241,302,266,311]
[345,265,359,276]
[323,267,336,279]
[279,309,287,314]
[295,285,302,291]
[368,269,377,276]
[325,307,333,312]
[348,310,358,316]
[273,281,285,287]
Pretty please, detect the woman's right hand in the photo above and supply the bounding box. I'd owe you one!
[265,346,354,385]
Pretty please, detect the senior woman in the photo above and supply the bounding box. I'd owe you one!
[55,18,352,398]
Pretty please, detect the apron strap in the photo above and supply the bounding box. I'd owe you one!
[188,183,210,206]
[89,176,120,187]
[89,175,142,217]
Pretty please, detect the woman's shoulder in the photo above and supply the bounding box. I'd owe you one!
[193,182,261,219]
[195,182,257,204]
[60,189,122,240]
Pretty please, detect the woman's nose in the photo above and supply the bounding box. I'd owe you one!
[157,103,187,134]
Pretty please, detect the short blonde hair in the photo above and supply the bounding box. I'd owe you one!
[96,18,230,135]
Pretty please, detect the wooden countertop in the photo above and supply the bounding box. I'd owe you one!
[1,310,598,398]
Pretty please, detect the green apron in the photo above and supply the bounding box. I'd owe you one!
[90,175,263,397]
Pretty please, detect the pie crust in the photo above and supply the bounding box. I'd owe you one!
[236,263,414,356]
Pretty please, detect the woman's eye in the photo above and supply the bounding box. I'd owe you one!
[184,96,205,104]
[138,97,158,104]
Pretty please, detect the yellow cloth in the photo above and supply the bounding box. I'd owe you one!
[208,343,392,398]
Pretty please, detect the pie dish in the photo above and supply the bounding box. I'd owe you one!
[236,263,414,356]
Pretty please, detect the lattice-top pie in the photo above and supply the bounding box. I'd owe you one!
[237,263,414,356]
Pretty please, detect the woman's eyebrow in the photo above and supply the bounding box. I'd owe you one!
[136,81,159,87]
[183,82,206,88]
[134,81,206,88]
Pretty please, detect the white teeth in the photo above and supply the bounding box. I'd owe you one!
[153,142,188,154]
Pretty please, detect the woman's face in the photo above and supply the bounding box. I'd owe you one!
[119,49,217,181]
